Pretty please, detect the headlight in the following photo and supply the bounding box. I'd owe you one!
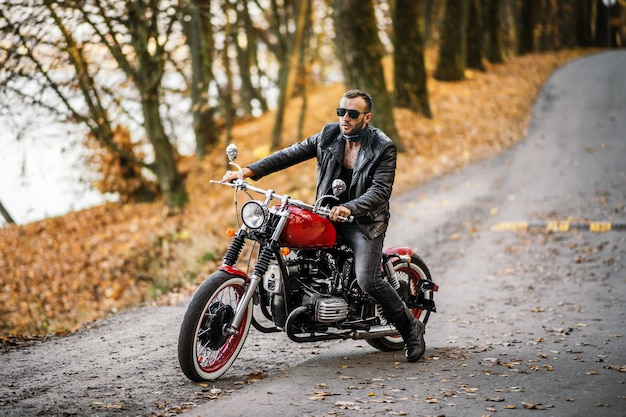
[241,200,268,229]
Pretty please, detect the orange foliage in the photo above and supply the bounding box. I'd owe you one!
[0,50,592,338]
[84,125,158,203]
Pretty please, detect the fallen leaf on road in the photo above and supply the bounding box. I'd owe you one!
[504,404,517,409]
[335,401,360,410]
[523,402,545,409]
[604,365,626,372]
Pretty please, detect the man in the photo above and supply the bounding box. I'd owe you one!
[221,89,425,362]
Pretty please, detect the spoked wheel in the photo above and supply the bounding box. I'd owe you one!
[367,254,434,352]
[178,271,252,381]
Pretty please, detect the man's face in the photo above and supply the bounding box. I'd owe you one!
[338,96,371,136]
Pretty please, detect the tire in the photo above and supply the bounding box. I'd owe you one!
[178,271,252,381]
[366,254,433,352]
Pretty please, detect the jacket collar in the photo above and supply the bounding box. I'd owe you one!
[324,125,376,180]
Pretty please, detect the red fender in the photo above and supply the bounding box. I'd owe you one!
[219,265,250,281]
[383,247,438,292]
[383,246,414,257]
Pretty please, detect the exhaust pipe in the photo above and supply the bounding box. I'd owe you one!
[350,325,400,340]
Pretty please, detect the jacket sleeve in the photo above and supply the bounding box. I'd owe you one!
[246,134,320,180]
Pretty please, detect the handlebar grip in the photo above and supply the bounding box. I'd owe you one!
[317,207,353,223]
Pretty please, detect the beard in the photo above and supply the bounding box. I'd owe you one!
[340,116,366,136]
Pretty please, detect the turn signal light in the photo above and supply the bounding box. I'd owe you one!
[226,228,236,237]
[280,247,291,256]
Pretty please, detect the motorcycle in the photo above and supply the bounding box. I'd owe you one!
[177,144,438,381]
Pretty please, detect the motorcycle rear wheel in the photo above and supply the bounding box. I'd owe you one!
[366,254,433,352]
[178,271,252,381]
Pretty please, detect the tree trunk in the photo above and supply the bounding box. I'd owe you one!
[575,0,594,47]
[595,0,622,47]
[555,2,575,49]
[434,0,469,81]
[142,85,189,209]
[424,0,435,44]
[129,2,189,209]
[221,0,235,153]
[466,0,485,71]
[271,0,310,150]
[185,0,218,160]
[333,0,403,151]
[519,0,537,54]
[393,0,432,118]
[0,201,15,225]
[484,0,505,62]
[235,1,268,116]
[537,0,559,51]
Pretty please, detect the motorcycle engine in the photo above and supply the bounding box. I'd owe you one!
[305,294,349,323]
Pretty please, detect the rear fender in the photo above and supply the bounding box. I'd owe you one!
[383,246,414,257]
[384,247,438,293]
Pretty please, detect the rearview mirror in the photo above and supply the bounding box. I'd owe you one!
[226,144,239,162]
[332,179,347,197]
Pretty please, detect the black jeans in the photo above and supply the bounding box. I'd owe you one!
[336,222,405,319]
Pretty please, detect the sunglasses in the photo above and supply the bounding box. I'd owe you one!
[336,108,368,119]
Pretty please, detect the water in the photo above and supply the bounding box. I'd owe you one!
[0,120,107,226]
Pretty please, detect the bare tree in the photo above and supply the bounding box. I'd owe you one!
[434,0,470,81]
[519,0,538,54]
[466,0,486,71]
[575,0,594,48]
[233,1,269,117]
[0,0,189,208]
[183,0,219,160]
[484,0,505,62]
[271,0,311,150]
[393,0,432,118]
[0,201,15,225]
[333,0,403,151]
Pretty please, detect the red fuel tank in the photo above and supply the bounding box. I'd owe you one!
[278,206,337,249]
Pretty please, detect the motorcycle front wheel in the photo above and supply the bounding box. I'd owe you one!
[366,254,433,352]
[178,271,252,381]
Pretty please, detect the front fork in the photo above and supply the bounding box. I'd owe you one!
[224,214,289,335]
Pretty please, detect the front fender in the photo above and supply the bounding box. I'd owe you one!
[219,265,250,281]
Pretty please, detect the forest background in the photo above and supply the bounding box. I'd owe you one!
[0,0,624,340]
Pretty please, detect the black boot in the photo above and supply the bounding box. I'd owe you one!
[392,307,426,362]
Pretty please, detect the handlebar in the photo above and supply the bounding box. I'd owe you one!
[210,179,354,223]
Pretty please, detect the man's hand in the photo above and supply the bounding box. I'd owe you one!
[329,205,351,222]
[221,167,254,183]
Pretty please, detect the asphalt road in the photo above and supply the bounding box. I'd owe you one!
[2,50,625,417]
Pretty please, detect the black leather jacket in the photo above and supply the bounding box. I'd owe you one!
[247,122,397,239]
